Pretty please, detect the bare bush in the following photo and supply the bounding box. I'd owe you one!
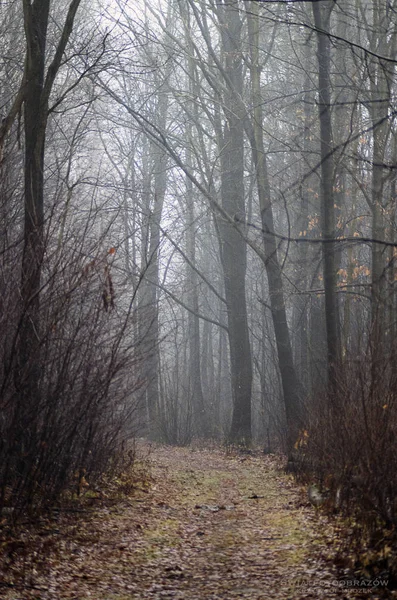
[0,200,145,518]
[292,346,397,575]
[304,364,397,527]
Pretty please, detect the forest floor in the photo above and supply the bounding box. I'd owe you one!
[0,443,393,599]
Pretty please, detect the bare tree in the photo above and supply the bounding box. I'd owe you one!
[14,0,82,460]
[311,0,341,392]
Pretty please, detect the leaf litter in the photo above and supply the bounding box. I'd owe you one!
[0,443,392,599]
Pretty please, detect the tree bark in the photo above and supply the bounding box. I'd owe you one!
[217,0,252,444]
[139,141,167,429]
[367,0,396,364]
[248,1,303,450]
[312,0,341,392]
[182,3,208,437]
[18,0,81,453]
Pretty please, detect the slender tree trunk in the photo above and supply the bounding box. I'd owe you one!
[248,2,303,450]
[186,179,207,435]
[368,1,396,366]
[182,4,207,437]
[293,43,312,394]
[140,142,167,429]
[201,316,215,430]
[313,0,341,392]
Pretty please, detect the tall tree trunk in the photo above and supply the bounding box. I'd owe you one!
[294,79,311,393]
[313,0,341,392]
[186,178,207,435]
[18,0,81,456]
[17,0,51,454]
[368,1,396,367]
[217,0,252,444]
[182,3,207,437]
[248,1,303,450]
[139,141,167,430]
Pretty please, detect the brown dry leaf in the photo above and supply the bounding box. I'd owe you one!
[0,443,387,599]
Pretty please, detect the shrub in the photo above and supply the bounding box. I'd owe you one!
[0,201,145,518]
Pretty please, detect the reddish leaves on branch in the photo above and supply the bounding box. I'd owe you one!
[102,264,115,312]
[81,248,116,311]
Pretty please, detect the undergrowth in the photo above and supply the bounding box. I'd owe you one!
[289,351,397,592]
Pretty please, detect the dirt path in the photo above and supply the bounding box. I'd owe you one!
[0,445,370,599]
